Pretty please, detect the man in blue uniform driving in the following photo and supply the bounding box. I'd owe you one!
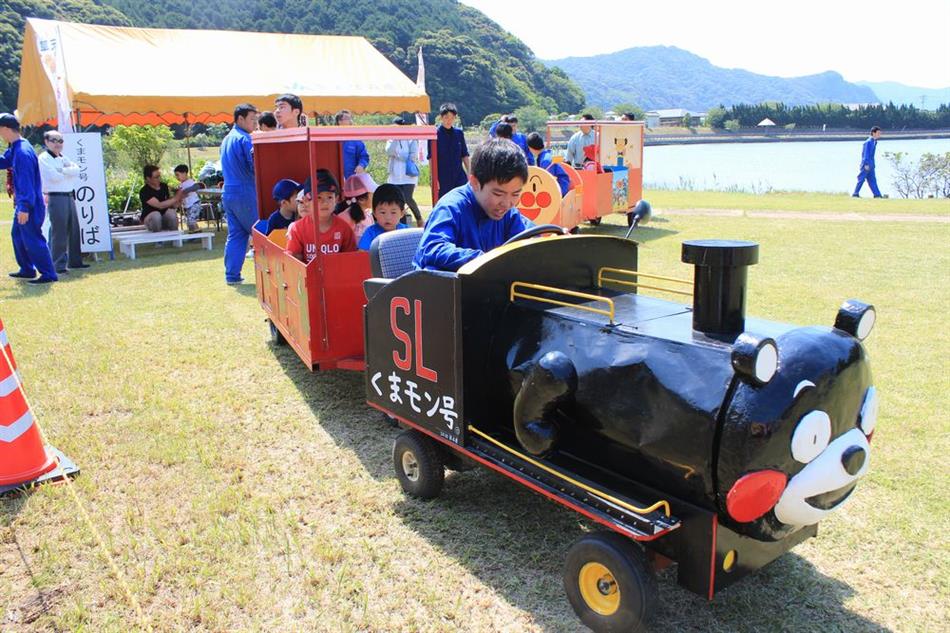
[413,138,533,272]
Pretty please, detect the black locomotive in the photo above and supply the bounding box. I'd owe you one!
[362,226,877,632]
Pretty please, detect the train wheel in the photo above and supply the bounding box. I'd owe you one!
[393,430,444,500]
[268,319,286,345]
[588,217,602,226]
[563,532,657,633]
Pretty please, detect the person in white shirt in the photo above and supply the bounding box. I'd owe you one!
[565,113,596,168]
[38,131,88,273]
[173,164,202,232]
[385,117,423,227]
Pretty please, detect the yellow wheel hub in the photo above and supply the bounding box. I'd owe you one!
[578,562,620,616]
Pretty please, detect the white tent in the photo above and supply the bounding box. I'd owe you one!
[757,118,776,127]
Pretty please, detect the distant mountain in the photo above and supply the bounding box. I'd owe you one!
[856,81,950,110]
[545,46,879,111]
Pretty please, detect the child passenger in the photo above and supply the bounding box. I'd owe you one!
[264,178,301,234]
[286,169,356,263]
[335,173,377,242]
[173,164,202,232]
[526,132,571,196]
[358,183,409,250]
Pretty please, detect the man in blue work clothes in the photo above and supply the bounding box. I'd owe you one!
[430,103,470,201]
[413,138,533,272]
[335,109,370,179]
[0,113,57,284]
[220,103,260,285]
[852,126,883,198]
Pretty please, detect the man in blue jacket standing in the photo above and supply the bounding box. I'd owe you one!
[0,113,57,284]
[431,103,470,200]
[220,103,259,285]
[413,138,533,272]
[852,126,883,198]
[336,110,370,179]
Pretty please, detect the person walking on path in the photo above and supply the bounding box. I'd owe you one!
[0,113,57,284]
[852,126,883,198]
[220,103,260,285]
[38,130,89,274]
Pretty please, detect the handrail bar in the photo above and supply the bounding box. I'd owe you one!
[510,281,616,324]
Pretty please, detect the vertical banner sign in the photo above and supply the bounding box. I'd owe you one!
[30,19,73,133]
[414,46,429,165]
[365,272,464,445]
[63,133,112,252]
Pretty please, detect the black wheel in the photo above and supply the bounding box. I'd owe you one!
[588,217,602,226]
[563,532,658,633]
[268,319,287,345]
[392,430,444,499]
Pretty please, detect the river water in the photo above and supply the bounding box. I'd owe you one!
[643,138,950,195]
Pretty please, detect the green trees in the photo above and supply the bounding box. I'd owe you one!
[105,125,174,170]
[884,151,950,198]
[706,102,950,130]
[612,103,645,120]
[0,0,130,113]
[2,0,586,125]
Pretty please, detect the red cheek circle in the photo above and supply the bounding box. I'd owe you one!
[726,470,787,523]
[536,192,552,208]
[520,192,536,207]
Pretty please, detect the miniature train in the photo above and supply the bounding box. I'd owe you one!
[362,229,876,632]
[250,127,877,632]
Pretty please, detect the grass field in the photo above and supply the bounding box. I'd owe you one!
[0,195,948,631]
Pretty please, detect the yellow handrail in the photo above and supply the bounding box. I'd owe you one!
[469,425,672,518]
[510,281,616,324]
[598,267,693,297]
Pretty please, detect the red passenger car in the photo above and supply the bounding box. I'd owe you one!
[251,126,438,370]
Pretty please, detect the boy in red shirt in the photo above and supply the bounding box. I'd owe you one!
[286,169,356,262]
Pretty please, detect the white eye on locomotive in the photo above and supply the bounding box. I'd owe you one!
[835,299,876,341]
[790,410,832,463]
[731,333,779,385]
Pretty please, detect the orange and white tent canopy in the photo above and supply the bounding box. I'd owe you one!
[16,18,429,127]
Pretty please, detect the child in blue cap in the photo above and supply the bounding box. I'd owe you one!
[264,178,301,235]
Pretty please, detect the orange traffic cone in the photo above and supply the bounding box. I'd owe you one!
[0,318,78,494]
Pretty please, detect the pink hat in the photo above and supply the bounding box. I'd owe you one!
[342,173,378,199]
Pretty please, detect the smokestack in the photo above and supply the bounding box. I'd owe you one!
[681,240,759,335]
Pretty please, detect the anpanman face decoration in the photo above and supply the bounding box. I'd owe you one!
[517,167,562,225]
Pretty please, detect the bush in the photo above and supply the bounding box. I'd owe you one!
[705,106,727,129]
[512,105,550,134]
[105,125,174,173]
[884,151,950,198]
[724,119,741,132]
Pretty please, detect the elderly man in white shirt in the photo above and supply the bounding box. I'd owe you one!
[38,130,89,273]
[565,113,596,168]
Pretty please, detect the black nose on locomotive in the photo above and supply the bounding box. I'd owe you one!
[841,445,867,476]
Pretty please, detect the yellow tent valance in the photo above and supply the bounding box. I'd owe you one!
[17,18,430,127]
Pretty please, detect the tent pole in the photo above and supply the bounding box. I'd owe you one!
[185,113,193,173]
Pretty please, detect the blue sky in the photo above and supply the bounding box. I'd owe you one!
[462,0,950,89]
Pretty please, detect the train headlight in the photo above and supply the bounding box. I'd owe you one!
[834,300,876,341]
[731,333,778,385]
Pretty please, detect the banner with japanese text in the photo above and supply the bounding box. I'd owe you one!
[63,133,112,252]
[29,19,73,133]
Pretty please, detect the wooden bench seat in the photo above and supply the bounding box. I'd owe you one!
[114,230,214,260]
